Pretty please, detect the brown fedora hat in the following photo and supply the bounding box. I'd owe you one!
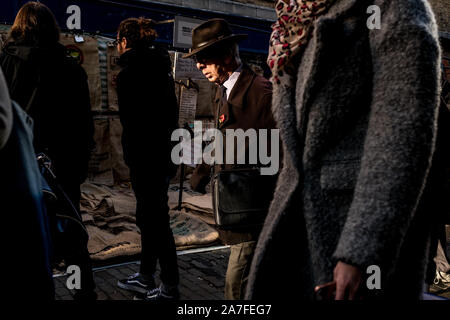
[182,18,247,58]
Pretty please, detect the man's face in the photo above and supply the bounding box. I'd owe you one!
[195,52,230,85]
[116,34,128,55]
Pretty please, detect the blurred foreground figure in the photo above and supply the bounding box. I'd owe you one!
[0,67,54,300]
[0,2,95,300]
[247,0,442,300]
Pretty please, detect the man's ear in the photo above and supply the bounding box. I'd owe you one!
[122,37,128,49]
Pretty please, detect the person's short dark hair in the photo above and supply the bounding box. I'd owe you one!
[118,17,158,49]
[7,1,60,47]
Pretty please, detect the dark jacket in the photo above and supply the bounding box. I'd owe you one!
[0,67,54,299]
[0,41,94,202]
[116,45,178,180]
[191,65,277,244]
[247,0,442,300]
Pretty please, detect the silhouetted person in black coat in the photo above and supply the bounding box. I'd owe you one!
[115,17,180,300]
[0,2,95,300]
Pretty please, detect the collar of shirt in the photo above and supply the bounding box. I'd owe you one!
[222,64,243,100]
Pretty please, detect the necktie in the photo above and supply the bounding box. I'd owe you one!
[216,85,227,128]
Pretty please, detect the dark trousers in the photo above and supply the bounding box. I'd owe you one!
[130,168,179,286]
[56,184,96,293]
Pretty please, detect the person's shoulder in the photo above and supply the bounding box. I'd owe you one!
[0,42,36,64]
[0,47,16,67]
[151,44,170,57]
[150,44,172,69]
[254,74,272,88]
[249,70,272,94]
[374,0,438,33]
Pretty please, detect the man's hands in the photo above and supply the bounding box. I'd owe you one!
[333,261,363,300]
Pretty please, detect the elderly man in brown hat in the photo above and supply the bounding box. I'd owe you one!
[184,18,277,300]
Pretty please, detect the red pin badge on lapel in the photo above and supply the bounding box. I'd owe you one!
[219,114,226,124]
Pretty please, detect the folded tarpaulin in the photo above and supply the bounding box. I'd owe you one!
[80,183,219,261]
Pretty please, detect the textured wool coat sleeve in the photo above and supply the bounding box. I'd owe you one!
[0,68,12,150]
[333,1,441,269]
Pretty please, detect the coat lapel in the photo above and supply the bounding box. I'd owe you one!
[217,65,255,129]
[295,0,360,138]
[270,0,361,188]
[227,65,254,109]
[217,94,231,129]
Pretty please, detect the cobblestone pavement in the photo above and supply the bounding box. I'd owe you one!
[54,247,230,300]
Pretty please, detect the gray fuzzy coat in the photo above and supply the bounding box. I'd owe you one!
[246,0,442,300]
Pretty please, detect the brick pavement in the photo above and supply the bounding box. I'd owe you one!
[54,247,230,300]
[54,242,450,300]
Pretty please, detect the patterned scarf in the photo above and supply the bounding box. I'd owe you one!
[268,0,335,84]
